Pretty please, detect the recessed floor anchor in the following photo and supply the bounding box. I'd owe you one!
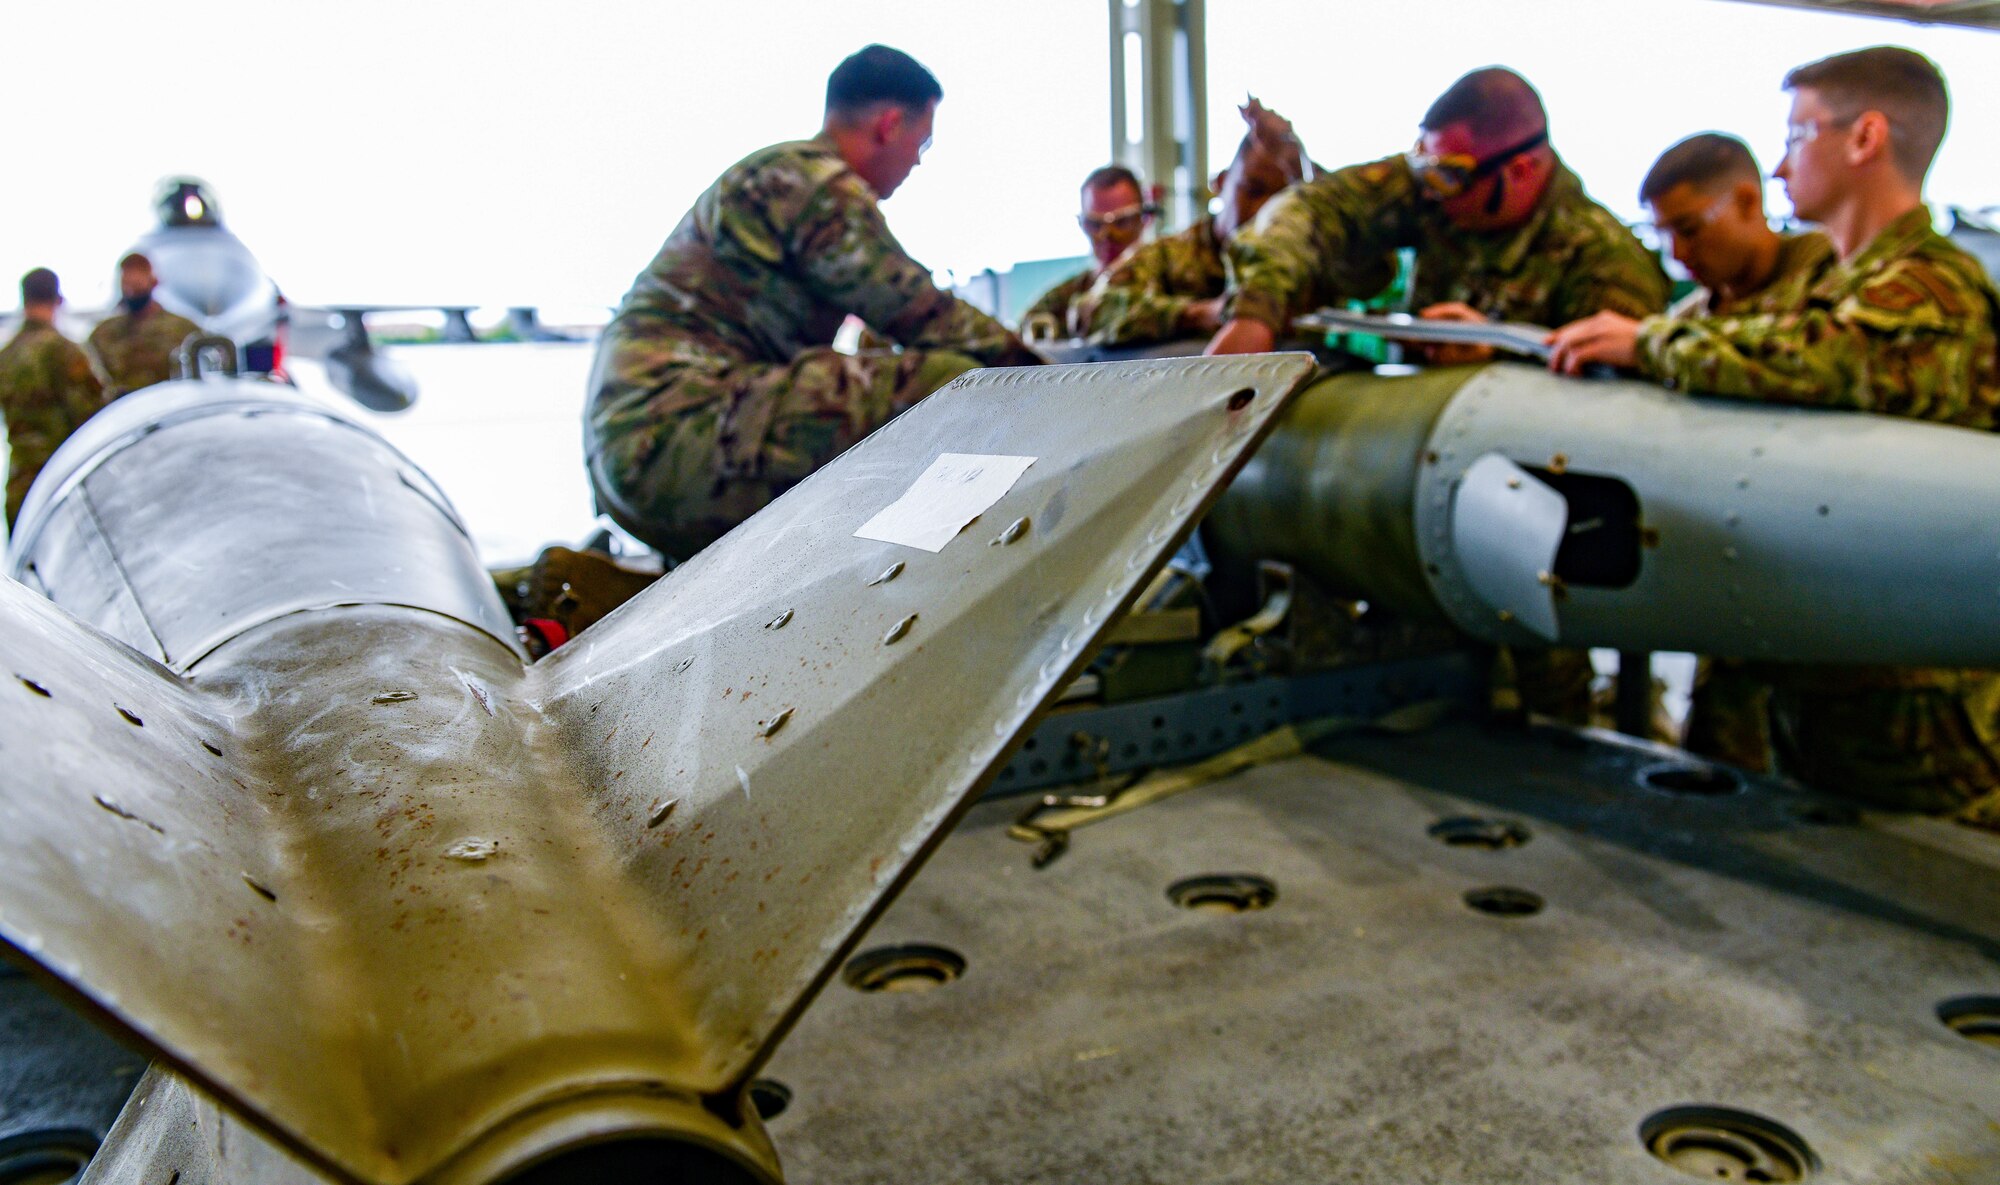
[842,944,966,994]
[1463,886,1543,917]
[1167,874,1277,914]
[0,1129,97,1185]
[1640,1106,1817,1182]
[1937,996,2000,1048]
[1638,761,1743,797]
[1428,816,1531,849]
[747,1078,793,1121]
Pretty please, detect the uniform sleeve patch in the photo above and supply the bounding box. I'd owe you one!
[1857,277,1925,313]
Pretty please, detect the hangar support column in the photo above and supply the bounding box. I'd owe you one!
[1108,0,1208,231]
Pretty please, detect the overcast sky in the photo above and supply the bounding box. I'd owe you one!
[3,1,1995,313]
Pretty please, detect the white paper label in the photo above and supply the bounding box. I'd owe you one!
[853,453,1037,553]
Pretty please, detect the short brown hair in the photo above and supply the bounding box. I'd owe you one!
[1640,133,1762,204]
[1081,164,1142,197]
[117,252,152,272]
[1784,46,1948,183]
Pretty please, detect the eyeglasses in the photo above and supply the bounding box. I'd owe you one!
[1079,203,1154,234]
[1782,115,1857,156]
[1406,129,1548,200]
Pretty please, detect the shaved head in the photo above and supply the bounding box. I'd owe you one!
[1421,67,1547,155]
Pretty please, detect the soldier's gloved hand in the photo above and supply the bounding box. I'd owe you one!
[1417,302,1496,366]
[1545,311,1641,376]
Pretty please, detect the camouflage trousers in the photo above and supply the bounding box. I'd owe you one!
[587,345,981,560]
[1512,646,1596,727]
[1769,666,2000,828]
[1683,657,1774,774]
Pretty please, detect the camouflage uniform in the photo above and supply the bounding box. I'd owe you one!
[586,134,1040,559]
[87,302,200,396]
[0,319,105,530]
[1668,232,1838,772]
[1636,208,1999,424]
[1639,208,2000,825]
[1225,154,1670,331]
[1019,266,1095,340]
[1228,153,1671,723]
[1071,217,1228,345]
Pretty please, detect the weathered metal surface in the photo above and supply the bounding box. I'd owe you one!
[0,354,1314,1184]
[7,380,520,669]
[1410,365,2000,662]
[759,719,2000,1183]
[525,353,1315,1095]
[1211,361,2000,665]
[1206,364,1463,623]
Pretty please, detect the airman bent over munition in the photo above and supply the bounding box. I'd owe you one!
[585,44,1040,561]
[1207,67,1671,723]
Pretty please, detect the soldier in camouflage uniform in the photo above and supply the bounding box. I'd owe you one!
[1548,48,2000,828]
[86,253,199,396]
[1071,99,1312,346]
[1208,68,1670,723]
[1623,134,1837,771]
[1018,165,1151,341]
[0,269,104,531]
[586,45,1039,560]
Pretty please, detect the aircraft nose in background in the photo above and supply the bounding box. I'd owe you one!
[145,227,265,319]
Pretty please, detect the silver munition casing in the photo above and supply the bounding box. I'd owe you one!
[6,378,521,671]
[1208,362,2000,666]
[0,357,1317,1185]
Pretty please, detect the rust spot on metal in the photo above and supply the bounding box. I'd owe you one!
[1548,452,1569,475]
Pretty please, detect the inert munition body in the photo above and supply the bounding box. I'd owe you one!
[1208,362,2000,666]
[0,354,1316,1184]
